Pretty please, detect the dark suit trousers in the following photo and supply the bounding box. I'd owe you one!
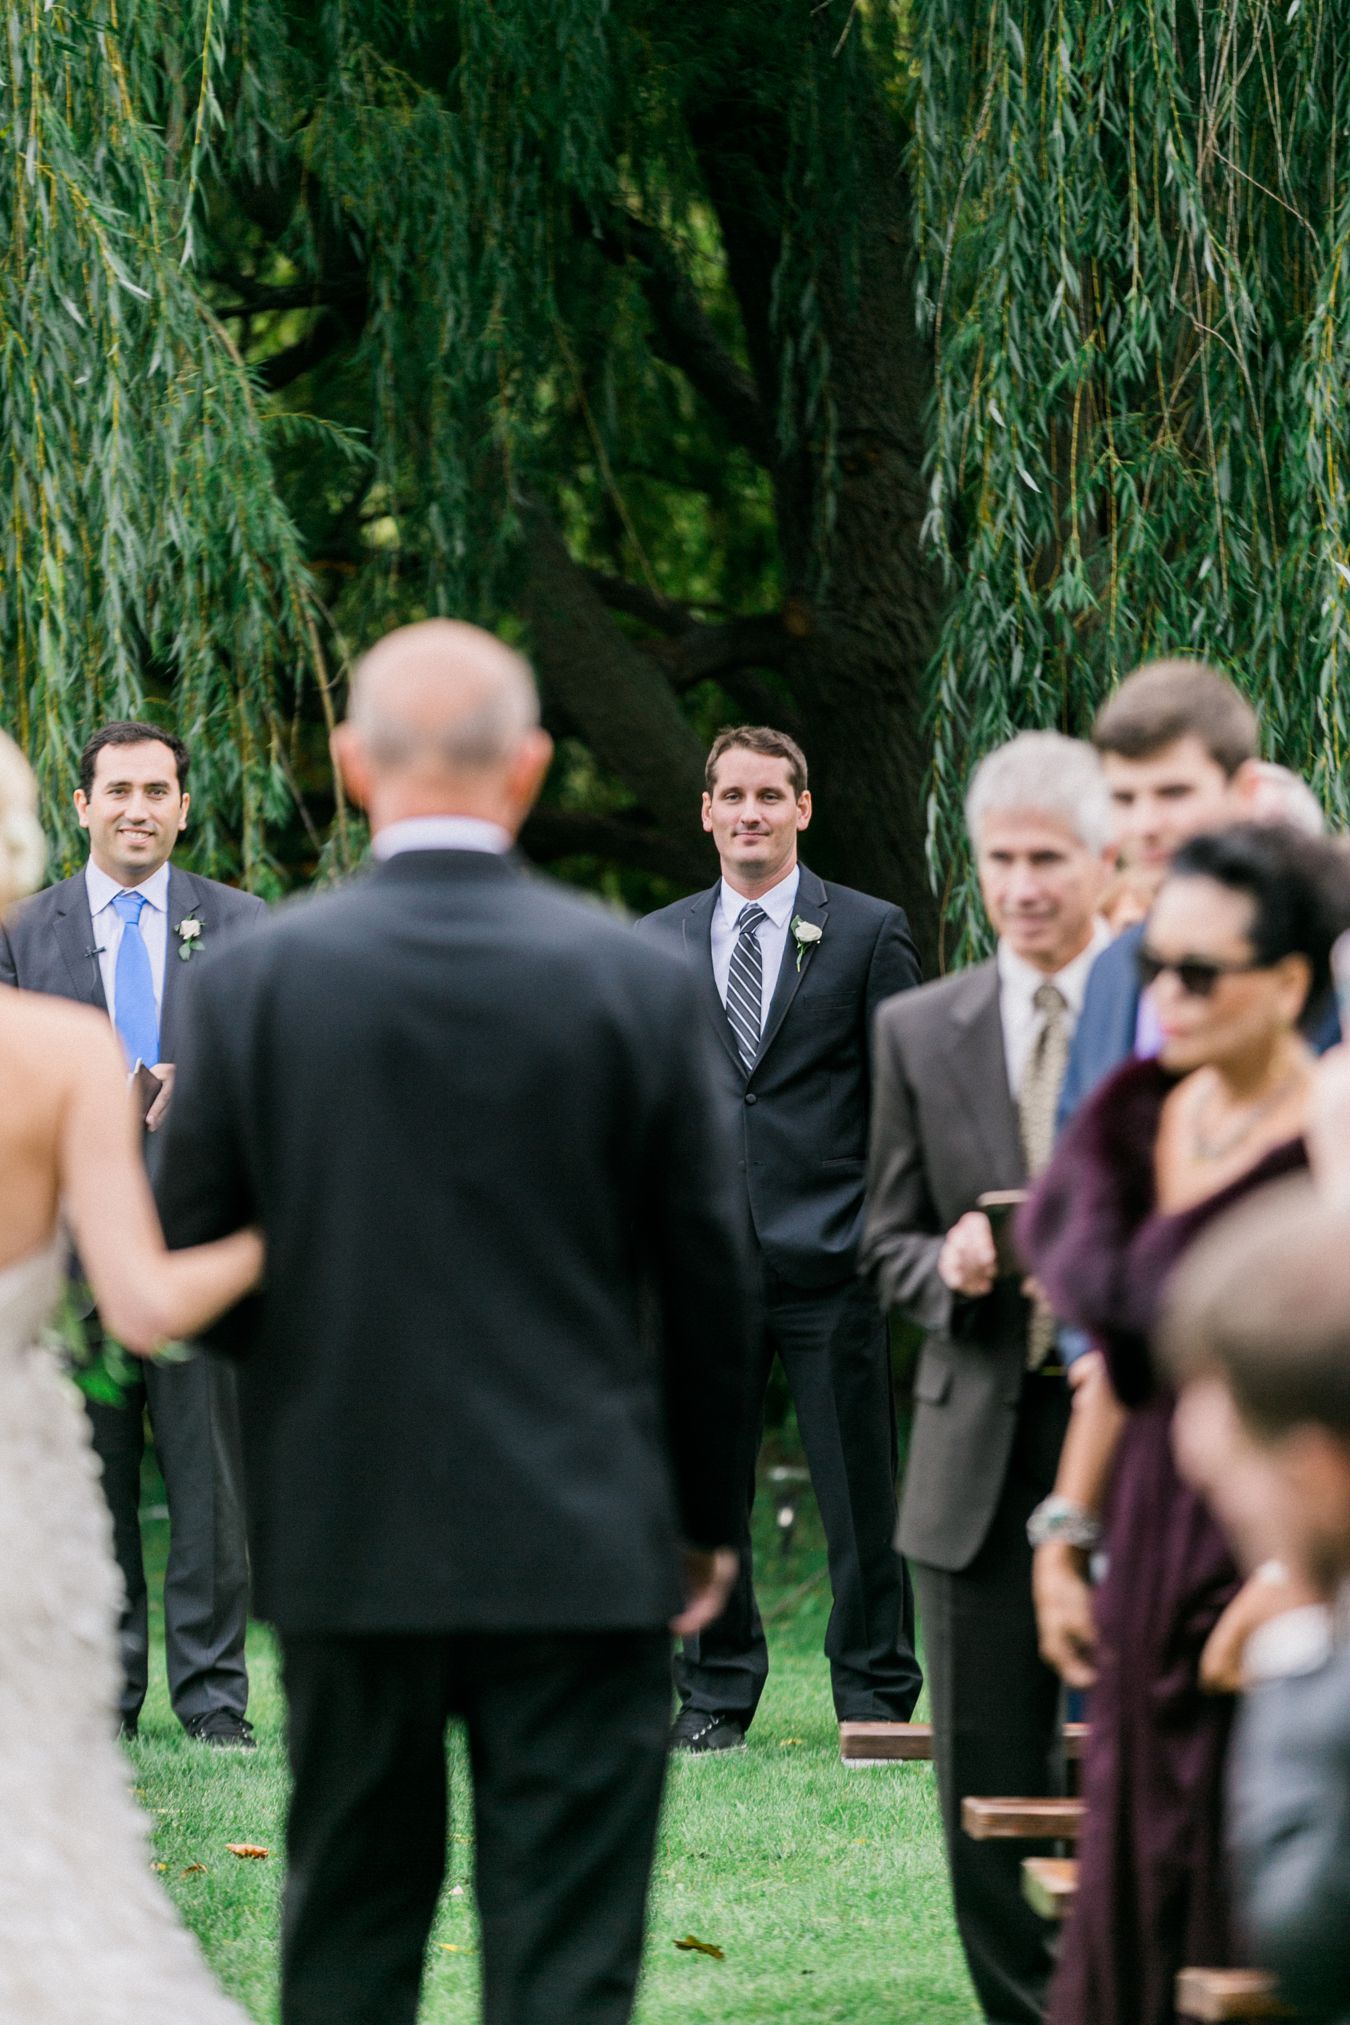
[676,1271,921,1724]
[913,1373,1071,2025]
[278,1627,671,2025]
[84,1345,249,1727]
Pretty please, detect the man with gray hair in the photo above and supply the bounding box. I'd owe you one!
[154,619,756,2025]
[861,730,1110,2025]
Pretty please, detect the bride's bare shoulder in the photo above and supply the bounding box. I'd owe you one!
[0,990,121,1079]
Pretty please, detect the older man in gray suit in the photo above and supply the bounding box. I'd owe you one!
[861,732,1110,2025]
[0,720,262,1744]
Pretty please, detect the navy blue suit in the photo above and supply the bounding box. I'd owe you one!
[639,864,924,1725]
[1056,922,1145,1130]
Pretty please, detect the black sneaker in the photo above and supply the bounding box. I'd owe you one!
[186,1711,257,1751]
[669,1707,747,1754]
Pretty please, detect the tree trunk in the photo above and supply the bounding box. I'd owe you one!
[694,82,944,958]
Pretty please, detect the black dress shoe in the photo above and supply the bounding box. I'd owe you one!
[669,1706,747,1754]
[186,1712,257,1751]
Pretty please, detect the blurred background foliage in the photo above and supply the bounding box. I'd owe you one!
[2,2,1347,958]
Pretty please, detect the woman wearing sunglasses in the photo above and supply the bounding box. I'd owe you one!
[1016,820,1350,2025]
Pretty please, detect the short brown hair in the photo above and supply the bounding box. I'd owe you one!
[1092,659,1259,776]
[1160,1181,1350,1440]
[705,725,808,798]
[80,720,190,797]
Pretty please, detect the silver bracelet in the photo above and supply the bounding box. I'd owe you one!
[1026,1495,1101,1551]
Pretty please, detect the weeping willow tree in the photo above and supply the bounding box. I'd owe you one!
[914,0,1350,960]
[8,4,1344,953]
[2,1,945,932]
[0,4,337,886]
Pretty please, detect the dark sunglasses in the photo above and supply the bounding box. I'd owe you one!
[1135,945,1264,1000]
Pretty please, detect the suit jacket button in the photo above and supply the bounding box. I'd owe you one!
[744,1091,757,1105]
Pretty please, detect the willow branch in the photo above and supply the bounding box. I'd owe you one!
[591,208,772,462]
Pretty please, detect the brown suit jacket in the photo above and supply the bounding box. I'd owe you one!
[861,959,1035,1571]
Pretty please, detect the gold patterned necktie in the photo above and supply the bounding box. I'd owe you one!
[1018,982,1070,1369]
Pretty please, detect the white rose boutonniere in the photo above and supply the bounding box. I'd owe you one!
[790,915,823,972]
[175,917,204,962]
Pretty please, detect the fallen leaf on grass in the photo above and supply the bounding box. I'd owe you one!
[438,1944,474,1955]
[226,1844,270,1860]
[778,1737,803,1748]
[674,1935,725,1960]
[182,1864,208,1877]
[151,1862,168,1873]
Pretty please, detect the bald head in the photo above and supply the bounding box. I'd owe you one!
[335,620,550,837]
[349,621,539,772]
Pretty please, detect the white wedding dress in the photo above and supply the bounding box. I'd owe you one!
[0,1240,249,2023]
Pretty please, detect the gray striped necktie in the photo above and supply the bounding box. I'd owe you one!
[725,902,768,1069]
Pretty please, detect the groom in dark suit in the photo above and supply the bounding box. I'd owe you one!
[640,725,923,1751]
[0,720,260,1744]
[155,621,755,2025]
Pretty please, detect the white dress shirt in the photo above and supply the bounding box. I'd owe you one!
[371,816,512,860]
[710,864,801,1029]
[85,858,171,1023]
[997,920,1111,1098]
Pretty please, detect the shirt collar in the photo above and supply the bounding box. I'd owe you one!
[85,857,172,917]
[997,917,1112,1016]
[718,863,800,931]
[372,816,512,861]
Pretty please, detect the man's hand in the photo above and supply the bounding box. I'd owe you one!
[1033,1540,1097,1687]
[146,1062,175,1133]
[671,1547,739,1637]
[1199,1570,1320,1694]
[938,1210,997,1298]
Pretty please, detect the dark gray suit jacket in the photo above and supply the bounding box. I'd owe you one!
[861,960,1032,1571]
[638,865,921,1288]
[1229,1632,1350,2021]
[0,864,266,1067]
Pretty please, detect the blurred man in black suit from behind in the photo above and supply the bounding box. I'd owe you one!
[156,622,757,2025]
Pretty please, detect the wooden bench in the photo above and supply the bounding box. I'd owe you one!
[1015,1868,1287,2019]
[838,1720,935,1764]
[839,1718,1087,1766]
[1022,1855,1077,1919]
[961,1795,1083,1840]
[1174,1969,1290,2020]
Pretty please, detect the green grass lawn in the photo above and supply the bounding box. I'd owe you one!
[129,1474,979,2024]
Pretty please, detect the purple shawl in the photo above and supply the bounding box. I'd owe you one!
[1018,1058,1307,1408]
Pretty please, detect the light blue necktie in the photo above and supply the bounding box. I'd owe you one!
[111,889,160,1068]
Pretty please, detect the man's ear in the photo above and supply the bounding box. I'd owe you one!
[176,792,191,836]
[73,788,90,834]
[796,789,813,833]
[1230,758,1263,809]
[506,728,554,823]
[700,791,714,835]
[330,723,371,812]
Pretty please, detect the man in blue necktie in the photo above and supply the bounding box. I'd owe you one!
[0,721,265,1745]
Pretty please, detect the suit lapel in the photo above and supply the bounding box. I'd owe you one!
[158,866,205,1062]
[682,884,744,1078]
[944,961,1025,1187]
[51,875,107,1010]
[751,864,826,1076]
